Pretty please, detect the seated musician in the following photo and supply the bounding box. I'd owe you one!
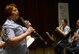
[54,19,71,54]
[66,19,79,54]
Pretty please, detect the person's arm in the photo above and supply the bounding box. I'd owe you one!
[71,32,79,41]
[56,27,67,37]
[0,41,6,48]
[6,27,34,46]
[56,27,70,37]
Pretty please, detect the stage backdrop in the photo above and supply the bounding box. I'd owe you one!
[58,3,69,26]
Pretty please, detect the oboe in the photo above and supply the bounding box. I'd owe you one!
[20,17,47,45]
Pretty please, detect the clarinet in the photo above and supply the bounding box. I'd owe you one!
[20,17,47,45]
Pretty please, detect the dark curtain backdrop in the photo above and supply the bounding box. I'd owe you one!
[0,0,58,34]
[1,0,79,34]
[69,0,79,29]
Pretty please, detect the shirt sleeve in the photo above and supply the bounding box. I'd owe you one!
[2,28,15,42]
[64,27,70,35]
[22,27,27,32]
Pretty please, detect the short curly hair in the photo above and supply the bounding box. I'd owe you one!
[4,3,17,17]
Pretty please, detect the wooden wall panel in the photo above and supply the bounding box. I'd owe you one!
[36,48,44,54]
[29,46,55,54]
[29,48,36,54]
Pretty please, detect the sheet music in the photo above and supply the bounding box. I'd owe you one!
[26,35,35,47]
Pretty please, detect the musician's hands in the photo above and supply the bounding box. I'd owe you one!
[25,20,31,26]
[24,20,35,35]
[55,27,60,32]
[71,32,79,41]
[25,27,35,36]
